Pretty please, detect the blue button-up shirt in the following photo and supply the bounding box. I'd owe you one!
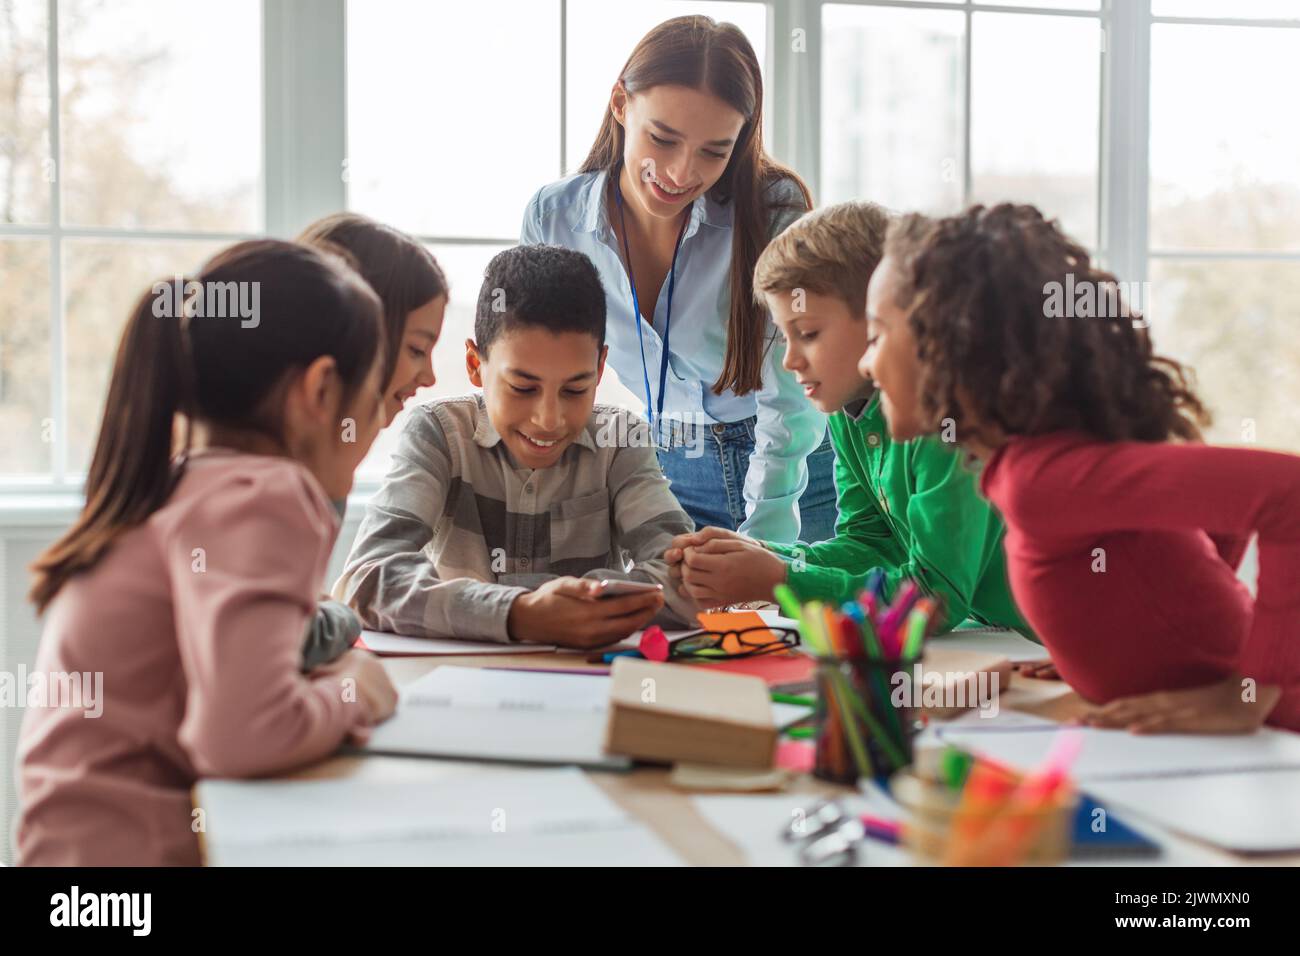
[520,170,827,543]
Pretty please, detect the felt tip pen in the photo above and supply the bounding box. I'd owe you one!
[593,649,644,664]
[771,692,816,707]
[860,815,902,845]
[773,583,803,621]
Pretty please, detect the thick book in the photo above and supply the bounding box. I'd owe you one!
[604,658,777,769]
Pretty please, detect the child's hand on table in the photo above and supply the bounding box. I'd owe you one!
[664,526,786,606]
[508,577,664,649]
[1014,660,1062,680]
[310,648,399,741]
[1079,677,1281,734]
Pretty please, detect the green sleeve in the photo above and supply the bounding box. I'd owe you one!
[872,439,1007,631]
[764,433,907,605]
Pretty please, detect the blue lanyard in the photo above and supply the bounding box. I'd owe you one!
[614,177,689,431]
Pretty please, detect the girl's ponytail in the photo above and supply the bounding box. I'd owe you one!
[30,240,382,614]
[30,280,193,612]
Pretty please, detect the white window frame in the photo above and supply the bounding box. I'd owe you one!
[1144,2,1300,279]
[0,0,267,499]
[5,0,1297,510]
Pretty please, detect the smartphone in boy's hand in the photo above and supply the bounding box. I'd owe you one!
[594,579,664,600]
[508,577,664,648]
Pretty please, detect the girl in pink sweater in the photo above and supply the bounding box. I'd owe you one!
[18,240,399,865]
[860,203,1300,735]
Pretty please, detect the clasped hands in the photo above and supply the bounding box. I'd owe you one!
[663,526,787,607]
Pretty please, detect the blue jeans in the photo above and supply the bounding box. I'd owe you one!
[655,416,837,544]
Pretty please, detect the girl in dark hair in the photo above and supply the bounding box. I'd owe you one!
[521,15,837,545]
[298,212,448,426]
[19,240,398,865]
[863,203,1300,735]
[295,214,449,667]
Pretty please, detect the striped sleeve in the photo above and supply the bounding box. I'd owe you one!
[585,411,700,626]
[331,410,527,643]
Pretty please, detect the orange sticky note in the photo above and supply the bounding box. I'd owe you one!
[696,610,775,653]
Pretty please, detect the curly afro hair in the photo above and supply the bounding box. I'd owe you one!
[883,203,1209,448]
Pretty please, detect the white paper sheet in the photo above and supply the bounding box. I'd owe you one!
[692,789,911,867]
[197,766,682,866]
[1088,770,1300,853]
[207,825,683,866]
[926,626,1051,663]
[358,629,553,657]
[935,717,1300,782]
[772,702,815,728]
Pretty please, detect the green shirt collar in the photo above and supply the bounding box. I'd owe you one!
[842,388,881,424]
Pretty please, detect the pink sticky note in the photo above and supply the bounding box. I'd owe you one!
[639,625,670,662]
[775,740,816,774]
[639,624,670,660]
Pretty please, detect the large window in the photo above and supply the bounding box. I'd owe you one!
[821,0,1102,247]
[1146,2,1300,450]
[1,0,261,484]
[2,0,1298,493]
[344,0,767,479]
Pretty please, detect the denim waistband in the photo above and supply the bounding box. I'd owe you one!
[655,414,756,451]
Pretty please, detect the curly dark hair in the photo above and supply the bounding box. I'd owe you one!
[475,244,606,357]
[883,203,1209,447]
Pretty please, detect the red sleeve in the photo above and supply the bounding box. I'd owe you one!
[995,440,1300,728]
[1208,532,1250,572]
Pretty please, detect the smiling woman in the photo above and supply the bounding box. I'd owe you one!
[521,15,836,545]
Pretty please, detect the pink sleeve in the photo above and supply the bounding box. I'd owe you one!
[168,464,368,777]
[1003,441,1300,726]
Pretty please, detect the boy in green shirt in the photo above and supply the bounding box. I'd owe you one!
[664,201,1031,636]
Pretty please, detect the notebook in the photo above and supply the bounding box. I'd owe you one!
[358,666,630,769]
[1070,795,1163,859]
[362,660,810,769]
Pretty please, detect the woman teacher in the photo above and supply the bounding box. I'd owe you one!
[520,15,835,544]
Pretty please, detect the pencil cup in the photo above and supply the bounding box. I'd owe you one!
[813,656,919,785]
[890,769,1077,866]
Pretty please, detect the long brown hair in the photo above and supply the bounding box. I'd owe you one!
[579,15,812,396]
[297,213,447,387]
[29,240,383,613]
[884,203,1209,448]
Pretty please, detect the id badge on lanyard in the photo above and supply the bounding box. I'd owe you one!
[615,178,689,436]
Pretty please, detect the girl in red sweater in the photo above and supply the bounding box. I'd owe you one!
[860,203,1300,734]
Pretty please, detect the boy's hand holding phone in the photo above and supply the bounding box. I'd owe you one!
[507,577,664,648]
